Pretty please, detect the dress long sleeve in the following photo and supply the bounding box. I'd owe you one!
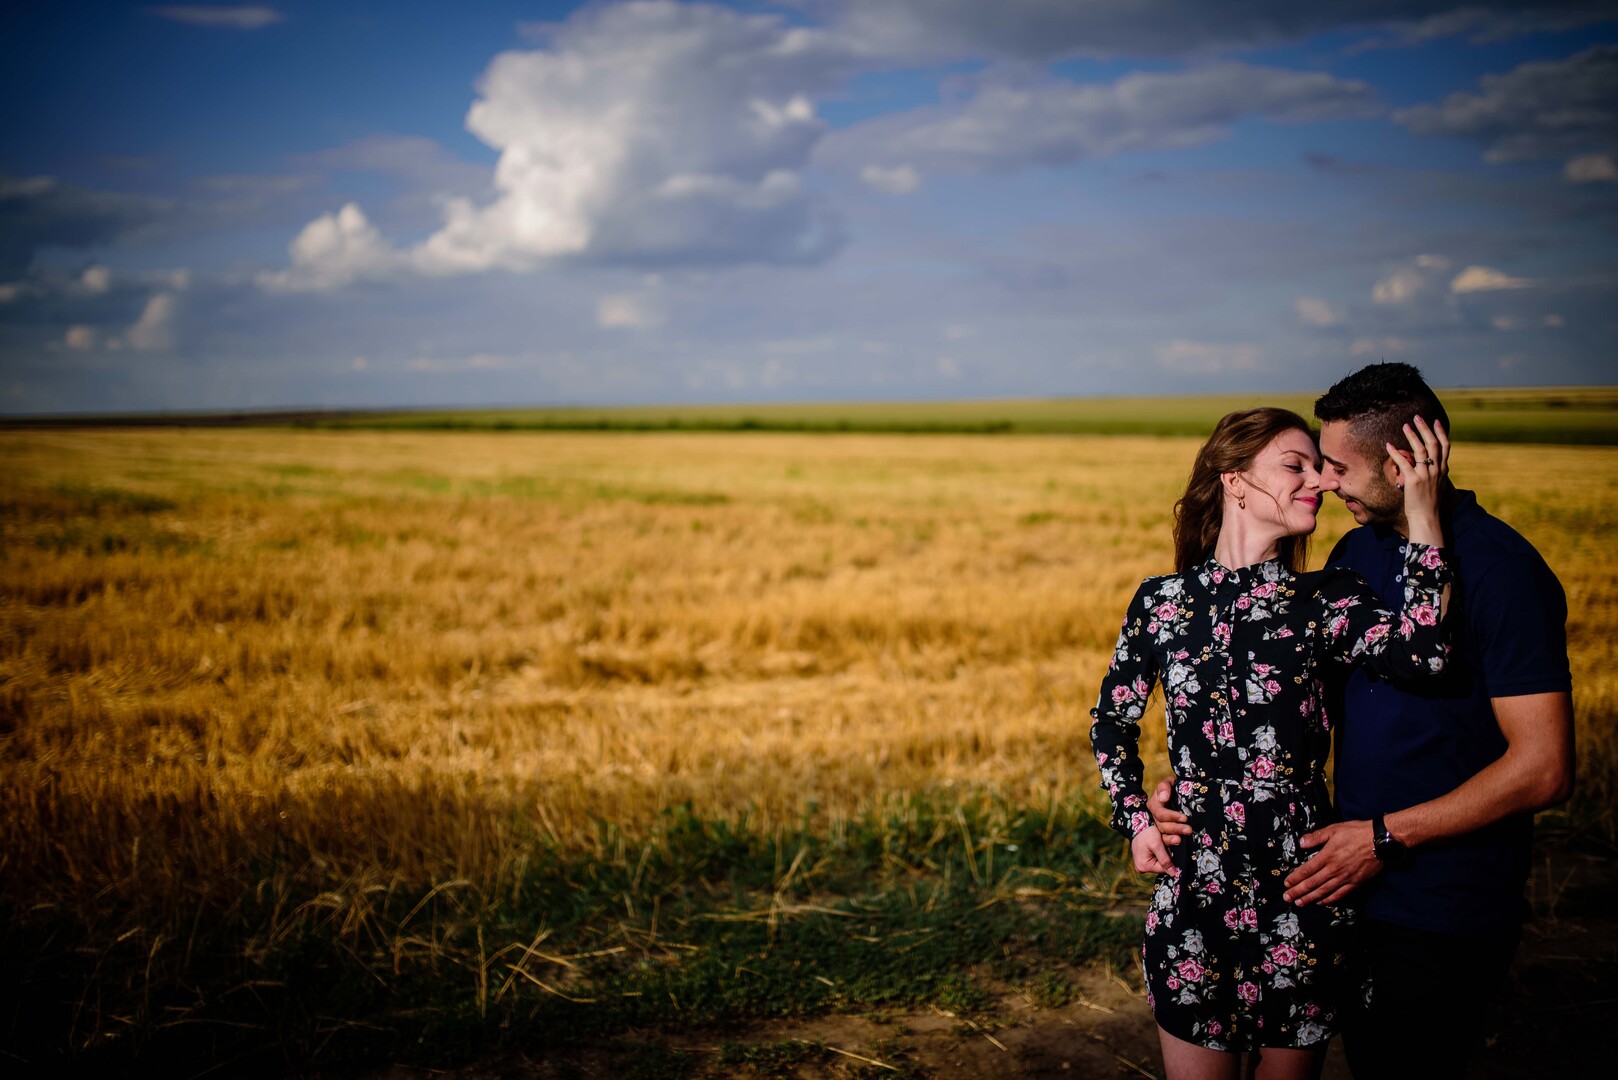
[1316,541,1453,679]
[1090,579,1162,839]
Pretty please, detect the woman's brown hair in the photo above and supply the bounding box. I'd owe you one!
[1172,407,1314,574]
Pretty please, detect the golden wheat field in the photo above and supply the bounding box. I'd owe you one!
[3,425,1615,915]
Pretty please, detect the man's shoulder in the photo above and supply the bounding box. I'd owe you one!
[1451,492,1562,591]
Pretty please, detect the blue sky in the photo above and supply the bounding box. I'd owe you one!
[3,1,1615,413]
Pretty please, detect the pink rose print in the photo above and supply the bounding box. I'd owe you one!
[1236,596,1251,610]
[1238,981,1259,1005]
[1264,679,1282,695]
[1224,909,1240,929]
[1174,692,1190,707]
[1130,811,1150,834]
[1177,780,1194,797]
[1275,626,1294,638]
[1306,1004,1321,1019]
[1214,622,1231,645]
[1271,943,1299,966]
[1156,602,1178,620]
[1177,958,1205,983]
[1328,615,1349,637]
[1145,911,1159,932]
[1212,570,1225,583]
[1218,722,1235,742]
[1421,546,1443,569]
[1166,975,1179,989]
[1363,623,1390,645]
[1399,615,1415,638]
[1208,1021,1222,1036]
[1252,756,1274,779]
[1112,685,1135,704]
[1097,752,1109,766]
[1173,649,1190,661]
[1202,720,1217,742]
[1133,676,1150,697]
[1205,880,1221,894]
[1226,801,1246,826]
[1252,582,1277,599]
[1253,663,1272,677]
[1412,603,1438,626]
[1240,908,1258,929]
[1147,621,1159,634]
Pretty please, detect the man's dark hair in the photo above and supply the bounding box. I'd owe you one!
[1314,362,1450,462]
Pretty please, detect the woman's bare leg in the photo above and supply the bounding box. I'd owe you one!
[1249,1044,1327,1080]
[1158,1025,1240,1080]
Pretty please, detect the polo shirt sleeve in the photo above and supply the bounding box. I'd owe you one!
[1467,555,1572,699]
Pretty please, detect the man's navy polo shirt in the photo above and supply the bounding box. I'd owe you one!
[1328,489,1571,934]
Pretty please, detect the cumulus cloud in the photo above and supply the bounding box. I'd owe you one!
[817,1,1611,61]
[267,2,851,291]
[1394,45,1618,164]
[1565,153,1618,182]
[1372,254,1450,305]
[79,265,112,294]
[63,325,97,350]
[146,6,283,30]
[1294,297,1339,326]
[860,164,921,194]
[257,203,403,292]
[820,64,1377,175]
[127,292,179,351]
[1451,265,1530,293]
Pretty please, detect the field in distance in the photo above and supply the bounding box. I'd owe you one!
[10,385,1617,443]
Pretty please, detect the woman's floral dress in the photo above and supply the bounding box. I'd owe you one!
[1090,544,1451,1051]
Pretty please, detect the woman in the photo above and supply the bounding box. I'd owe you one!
[1090,407,1450,1079]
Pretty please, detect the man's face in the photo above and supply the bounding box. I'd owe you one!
[1318,420,1403,526]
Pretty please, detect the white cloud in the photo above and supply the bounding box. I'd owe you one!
[1451,265,1529,293]
[1156,339,1261,374]
[596,293,662,329]
[1395,45,1618,164]
[79,265,111,294]
[146,6,283,30]
[820,63,1377,175]
[64,325,97,350]
[1565,153,1618,182]
[267,2,851,290]
[860,164,921,194]
[257,203,403,292]
[127,292,178,351]
[1294,296,1338,326]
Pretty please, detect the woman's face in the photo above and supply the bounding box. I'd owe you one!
[1240,428,1324,537]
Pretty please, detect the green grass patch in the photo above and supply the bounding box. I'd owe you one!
[0,795,1141,1074]
[13,387,1616,444]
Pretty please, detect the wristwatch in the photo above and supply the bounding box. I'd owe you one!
[1372,814,1411,869]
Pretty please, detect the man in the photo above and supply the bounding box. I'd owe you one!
[1148,363,1574,1077]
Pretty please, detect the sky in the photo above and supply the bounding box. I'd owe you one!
[2,1,1616,414]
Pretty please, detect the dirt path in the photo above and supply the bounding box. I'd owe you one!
[353,849,1617,1079]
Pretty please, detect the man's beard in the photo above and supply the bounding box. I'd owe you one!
[1357,474,1405,524]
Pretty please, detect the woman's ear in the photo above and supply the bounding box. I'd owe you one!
[1221,471,1246,503]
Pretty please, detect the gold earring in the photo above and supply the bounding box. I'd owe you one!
[1238,497,1246,509]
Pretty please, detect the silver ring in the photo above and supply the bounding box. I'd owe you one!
[1422,458,1434,465]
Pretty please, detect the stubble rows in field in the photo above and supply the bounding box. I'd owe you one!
[2,428,1613,1068]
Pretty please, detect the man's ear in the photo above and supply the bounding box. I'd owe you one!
[1381,446,1412,486]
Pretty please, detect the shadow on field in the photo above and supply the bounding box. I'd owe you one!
[327,846,1617,1080]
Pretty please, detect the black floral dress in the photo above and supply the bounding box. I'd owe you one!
[1090,544,1451,1051]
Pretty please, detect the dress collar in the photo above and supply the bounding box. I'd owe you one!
[1197,554,1286,592]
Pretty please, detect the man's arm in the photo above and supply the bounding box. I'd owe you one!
[1282,691,1574,907]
